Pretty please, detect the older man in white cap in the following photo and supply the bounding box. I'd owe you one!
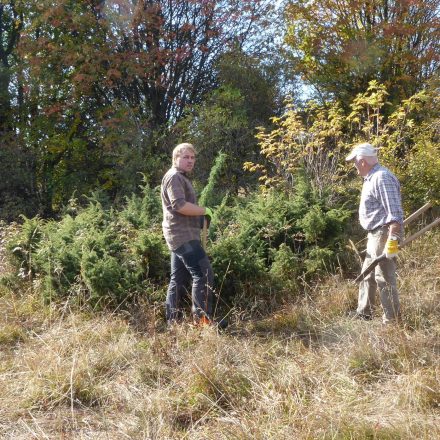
[346,142,404,324]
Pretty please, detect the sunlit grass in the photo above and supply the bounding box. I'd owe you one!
[0,230,439,439]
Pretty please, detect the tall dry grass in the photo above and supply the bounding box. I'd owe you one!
[0,228,439,439]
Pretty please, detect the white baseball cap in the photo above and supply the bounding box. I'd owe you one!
[345,142,377,161]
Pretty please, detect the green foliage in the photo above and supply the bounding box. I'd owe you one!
[131,231,168,282]
[233,190,299,260]
[7,188,168,308]
[284,0,439,108]
[119,178,162,229]
[298,206,326,243]
[269,244,301,295]
[80,248,124,305]
[199,151,229,208]
[208,178,351,304]
[7,216,44,278]
[210,235,267,303]
[303,247,335,275]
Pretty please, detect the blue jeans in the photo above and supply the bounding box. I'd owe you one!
[166,240,214,322]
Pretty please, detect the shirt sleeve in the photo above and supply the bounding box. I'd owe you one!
[375,172,403,225]
[166,173,187,211]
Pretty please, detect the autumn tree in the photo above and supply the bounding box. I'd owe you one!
[10,0,274,215]
[0,0,23,131]
[284,0,440,108]
[177,49,282,192]
[53,0,276,133]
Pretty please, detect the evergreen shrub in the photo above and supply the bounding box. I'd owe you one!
[209,235,268,303]
[208,176,351,305]
[119,180,162,229]
[6,172,351,311]
[269,243,302,296]
[7,189,168,308]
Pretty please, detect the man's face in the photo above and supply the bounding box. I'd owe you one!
[353,158,369,177]
[176,149,195,173]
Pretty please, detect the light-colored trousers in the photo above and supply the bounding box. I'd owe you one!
[358,226,400,323]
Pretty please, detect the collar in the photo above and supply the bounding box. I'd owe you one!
[363,163,380,181]
[174,166,189,177]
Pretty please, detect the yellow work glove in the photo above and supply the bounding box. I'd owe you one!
[385,235,399,259]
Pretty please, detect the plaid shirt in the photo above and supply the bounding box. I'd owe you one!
[359,164,403,231]
[161,167,202,250]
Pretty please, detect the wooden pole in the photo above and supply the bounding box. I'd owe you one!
[202,218,207,250]
[403,201,432,226]
[354,216,440,283]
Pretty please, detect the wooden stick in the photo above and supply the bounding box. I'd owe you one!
[356,202,433,257]
[401,217,440,247]
[403,201,432,226]
[202,218,207,250]
[354,216,440,283]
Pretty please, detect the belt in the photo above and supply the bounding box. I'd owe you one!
[369,224,388,233]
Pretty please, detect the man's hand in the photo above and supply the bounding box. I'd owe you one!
[385,235,399,259]
[203,207,214,228]
[204,207,213,220]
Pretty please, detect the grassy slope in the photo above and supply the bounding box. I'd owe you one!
[0,228,439,440]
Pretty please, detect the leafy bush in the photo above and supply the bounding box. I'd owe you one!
[208,177,352,305]
[6,164,351,312]
[209,235,268,303]
[303,247,335,275]
[119,179,162,229]
[298,205,327,243]
[269,243,302,295]
[7,191,168,309]
[6,215,45,279]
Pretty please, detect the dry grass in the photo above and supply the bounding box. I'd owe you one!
[0,230,439,439]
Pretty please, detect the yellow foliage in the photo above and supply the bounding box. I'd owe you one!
[246,81,439,210]
[247,100,349,195]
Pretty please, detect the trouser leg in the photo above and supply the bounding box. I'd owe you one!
[357,226,400,321]
[191,253,214,319]
[376,257,400,322]
[357,256,377,316]
[357,229,380,316]
[166,251,191,322]
[174,240,214,319]
[357,271,376,316]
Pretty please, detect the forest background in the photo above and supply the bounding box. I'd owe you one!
[0,0,439,310]
[1,1,440,438]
